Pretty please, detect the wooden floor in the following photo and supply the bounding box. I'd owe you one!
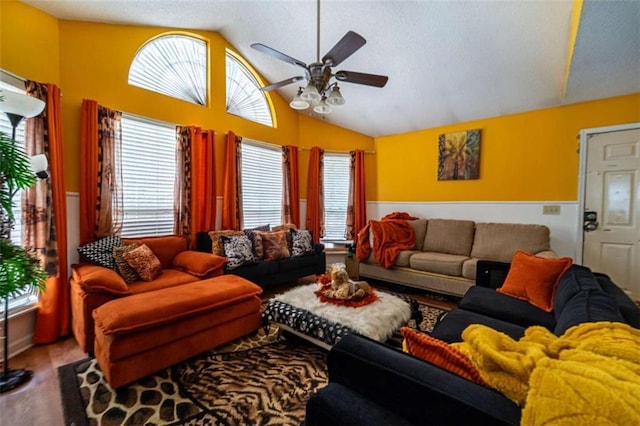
[0,277,457,426]
[0,336,85,426]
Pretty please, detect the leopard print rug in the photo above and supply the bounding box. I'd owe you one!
[59,306,445,426]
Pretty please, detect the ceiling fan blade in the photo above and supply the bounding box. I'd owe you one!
[322,31,366,67]
[260,76,305,92]
[335,71,388,87]
[251,43,307,68]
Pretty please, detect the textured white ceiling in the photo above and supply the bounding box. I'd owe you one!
[21,0,640,137]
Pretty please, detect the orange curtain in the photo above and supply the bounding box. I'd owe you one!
[189,127,216,243]
[79,99,98,244]
[282,145,300,227]
[305,146,324,243]
[346,149,367,239]
[221,131,242,230]
[27,84,69,343]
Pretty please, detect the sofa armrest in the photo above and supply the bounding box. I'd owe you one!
[327,333,520,425]
[171,250,226,277]
[314,243,325,254]
[475,260,511,289]
[71,264,131,296]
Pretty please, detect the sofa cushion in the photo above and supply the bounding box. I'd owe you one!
[113,243,141,284]
[595,273,640,327]
[77,234,124,270]
[128,269,199,294]
[123,235,188,269]
[226,259,279,281]
[409,219,428,251]
[207,230,245,256]
[497,251,573,312]
[422,219,475,256]
[394,250,418,267]
[431,309,526,343]
[260,230,291,260]
[470,223,551,263]
[171,251,227,277]
[223,235,257,270]
[409,252,468,276]
[553,265,601,314]
[278,254,320,273]
[553,289,624,335]
[400,327,486,385]
[291,228,314,257]
[123,244,163,281]
[459,286,556,330]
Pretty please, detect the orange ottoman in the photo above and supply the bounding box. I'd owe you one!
[93,275,262,388]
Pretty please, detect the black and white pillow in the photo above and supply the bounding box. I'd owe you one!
[223,235,257,270]
[291,229,314,257]
[77,234,123,270]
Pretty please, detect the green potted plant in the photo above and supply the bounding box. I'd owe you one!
[0,127,47,393]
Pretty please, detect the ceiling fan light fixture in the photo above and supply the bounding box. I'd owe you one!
[313,96,332,114]
[290,88,310,110]
[300,83,321,102]
[326,86,345,106]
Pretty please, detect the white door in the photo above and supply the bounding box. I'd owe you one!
[583,129,640,301]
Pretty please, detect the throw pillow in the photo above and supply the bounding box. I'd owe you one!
[497,251,573,312]
[113,243,141,284]
[248,231,265,260]
[291,228,314,257]
[272,224,296,251]
[208,230,245,256]
[400,327,486,386]
[222,235,257,270]
[171,251,227,277]
[122,244,163,281]
[260,230,291,261]
[77,234,124,270]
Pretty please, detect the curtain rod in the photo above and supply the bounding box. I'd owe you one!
[300,147,375,154]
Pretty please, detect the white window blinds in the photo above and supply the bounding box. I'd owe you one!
[241,140,282,228]
[128,34,208,106]
[323,154,350,240]
[120,114,176,237]
[226,51,274,127]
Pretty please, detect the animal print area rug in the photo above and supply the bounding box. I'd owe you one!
[58,325,328,426]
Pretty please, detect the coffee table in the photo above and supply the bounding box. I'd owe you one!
[262,283,419,350]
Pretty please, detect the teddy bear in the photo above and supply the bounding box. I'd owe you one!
[324,265,371,300]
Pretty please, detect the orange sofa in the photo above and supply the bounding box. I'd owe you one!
[70,235,227,353]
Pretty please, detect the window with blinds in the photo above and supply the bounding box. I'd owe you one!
[128,34,208,106]
[323,154,351,240]
[241,140,282,228]
[226,50,274,127]
[120,114,176,237]
[0,81,37,315]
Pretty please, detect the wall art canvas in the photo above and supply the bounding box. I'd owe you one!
[438,129,481,180]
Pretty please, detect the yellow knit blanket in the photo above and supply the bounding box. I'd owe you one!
[452,322,640,425]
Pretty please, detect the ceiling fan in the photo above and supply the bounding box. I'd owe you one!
[250,0,388,113]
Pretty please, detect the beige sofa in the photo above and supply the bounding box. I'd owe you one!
[358,219,556,297]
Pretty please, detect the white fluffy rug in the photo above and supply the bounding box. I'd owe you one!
[273,283,412,341]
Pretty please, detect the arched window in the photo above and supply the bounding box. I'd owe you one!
[128,34,207,105]
[226,50,274,127]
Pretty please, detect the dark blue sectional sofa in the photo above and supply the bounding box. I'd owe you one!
[305,261,640,425]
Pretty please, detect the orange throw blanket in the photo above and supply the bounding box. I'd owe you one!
[356,212,417,268]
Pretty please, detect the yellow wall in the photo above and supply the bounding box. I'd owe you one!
[0,1,60,84]
[374,93,640,202]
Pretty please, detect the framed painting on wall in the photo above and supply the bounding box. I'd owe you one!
[437,129,481,180]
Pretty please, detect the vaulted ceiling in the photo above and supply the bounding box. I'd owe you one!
[23,0,640,137]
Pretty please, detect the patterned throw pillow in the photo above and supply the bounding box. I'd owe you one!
[243,225,270,259]
[291,229,314,257]
[208,230,245,256]
[272,223,296,251]
[222,235,257,270]
[260,230,291,261]
[113,243,141,284]
[122,244,163,281]
[77,234,123,270]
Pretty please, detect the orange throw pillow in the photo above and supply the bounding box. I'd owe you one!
[497,250,573,312]
[401,327,486,386]
[123,244,163,281]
